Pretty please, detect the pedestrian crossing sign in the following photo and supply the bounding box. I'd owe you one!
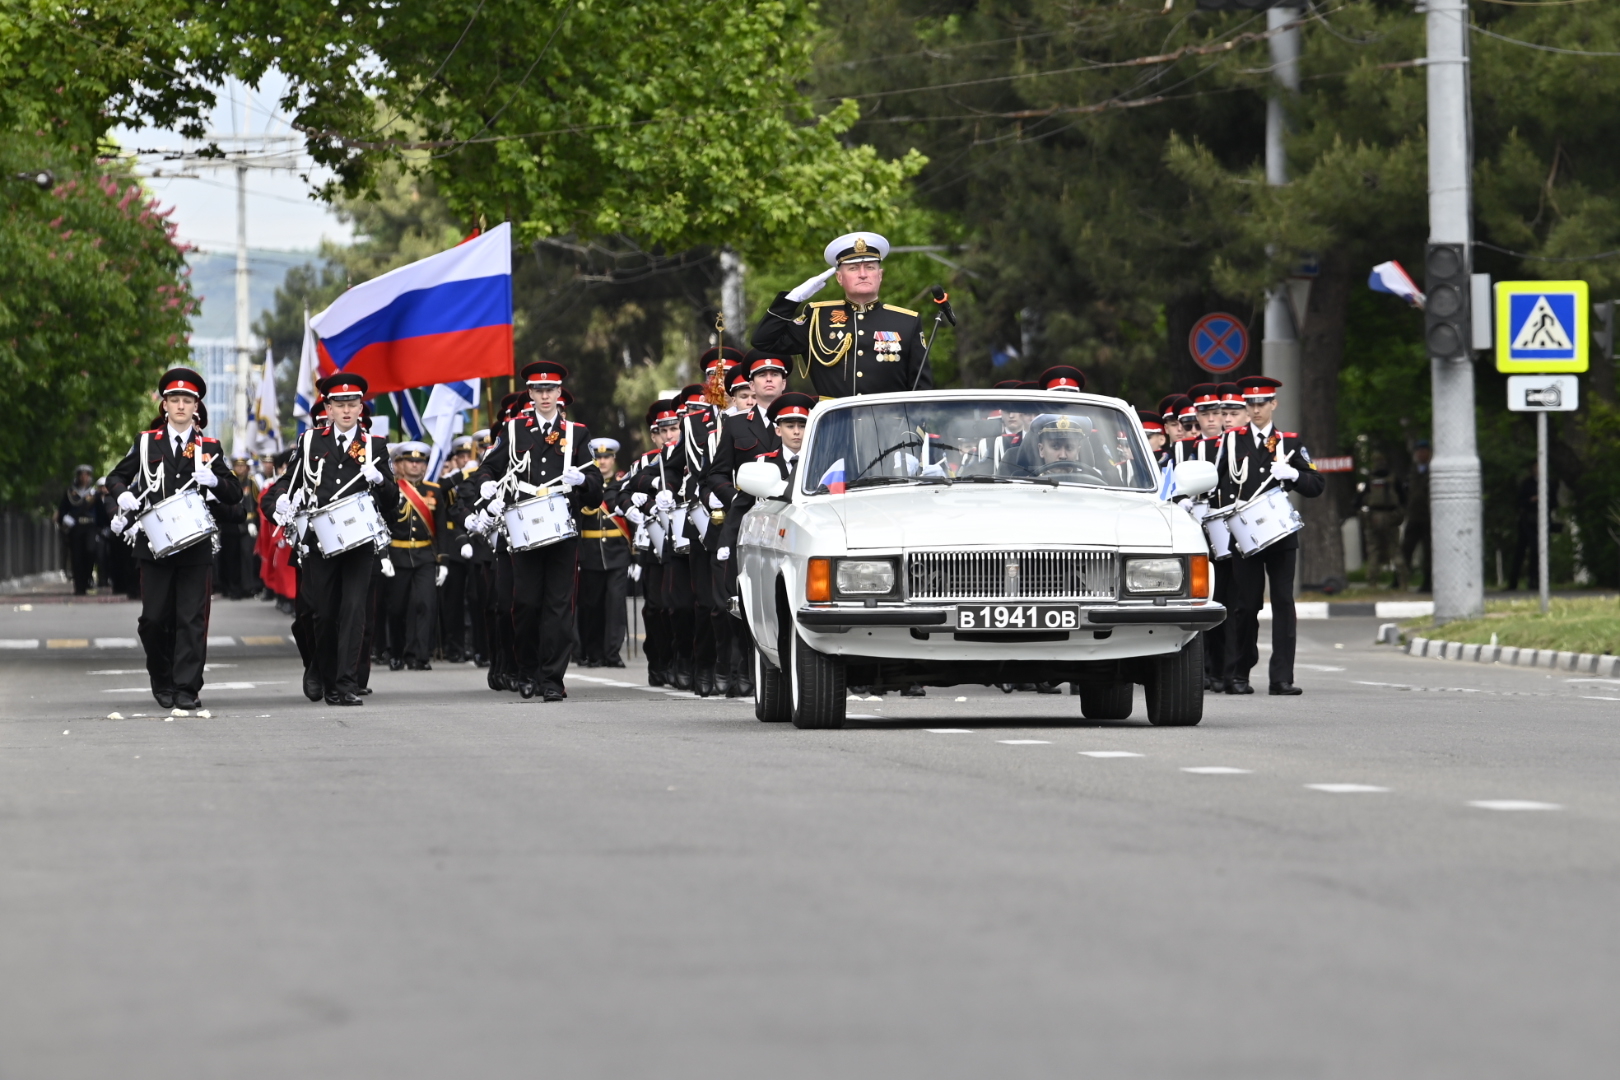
[1495,280,1588,372]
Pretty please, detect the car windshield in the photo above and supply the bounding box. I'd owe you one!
[801,396,1158,494]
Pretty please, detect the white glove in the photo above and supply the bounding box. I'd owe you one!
[273,501,295,528]
[379,558,396,578]
[786,267,837,303]
[460,543,474,559]
[247,522,258,538]
[480,480,499,501]
[61,514,76,528]
[716,546,731,562]
[706,491,724,510]
[117,491,140,513]
[1270,461,1299,482]
[630,492,648,508]
[627,563,642,582]
[110,514,128,535]
[655,490,676,512]
[625,506,645,526]
[361,462,384,486]
[465,509,492,534]
[287,487,307,511]
[194,465,218,488]
[436,565,449,587]
[560,465,586,488]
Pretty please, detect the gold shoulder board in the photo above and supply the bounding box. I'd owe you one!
[807,300,844,309]
[882,304,919,317]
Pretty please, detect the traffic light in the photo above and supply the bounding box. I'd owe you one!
[1594,300,1616,362]
[1425,242,1471,361]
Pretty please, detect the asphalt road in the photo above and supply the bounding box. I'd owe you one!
[1,594,1616,1080]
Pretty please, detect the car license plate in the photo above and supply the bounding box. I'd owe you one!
[956,604,1080,631]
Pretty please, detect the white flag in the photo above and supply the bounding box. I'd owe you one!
[251,347,283,455]
[293,309,320,433]
[422,379,481,479]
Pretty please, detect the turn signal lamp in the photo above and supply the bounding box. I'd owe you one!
[1190,555,1210,599]
[806,557,832,602]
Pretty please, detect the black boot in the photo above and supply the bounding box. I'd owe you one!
[302,665,324,702]
[694,665,715,697]
[648,665,667,687]
[672,658,693,691]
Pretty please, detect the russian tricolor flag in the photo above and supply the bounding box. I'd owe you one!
[1368,260,1425,309]
[817,458,847,494]
[310,222,514,396]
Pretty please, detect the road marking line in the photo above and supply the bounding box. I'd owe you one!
[998,739,1052,745]
[1468,800,1562,811]
[1080,751,1143,758]
[101,681,285,692]
[0,639,40,649]
[954,696,967,701]
[46,639,89,649]
[93,637,139,648]
[925,728,973,733]
[1305,783,1390,793]
[1181,766,1252,775]
[1580,696,1620,702]
[1297,664,1347,672]
[847,713,882,719]
[207,636,237,646]
[239,635,289,646]
[1567,678,1620,685]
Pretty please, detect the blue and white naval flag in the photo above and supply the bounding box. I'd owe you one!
[293,310,320,434]
[422,379,481,479]
[1368,260,1425,308]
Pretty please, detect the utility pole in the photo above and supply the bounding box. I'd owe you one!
[1261,3,1302,436]
[1426,0,1485,621]
[233,160,252,458]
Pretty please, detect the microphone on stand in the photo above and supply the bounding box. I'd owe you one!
[929,284,957,327]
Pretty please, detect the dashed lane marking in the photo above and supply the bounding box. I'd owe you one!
[240,635,292,646]
[207,636,236,647]
[1468,800,1562,812]
[1305,783,1390,793]
[1297,664,1347,672]
[1181,766,1252,775]
[0,639,40,649]
[93,638,138,648]
[46,639,89,649]
[925,728,974,733]
[101,681,285,693]
[847,713,882,720]
[1080,751,1144,758]
[1355,680,1543,697]
[998,739,1052,745]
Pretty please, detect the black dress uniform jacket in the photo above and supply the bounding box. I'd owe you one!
[704,406,780,508]
[262,425,400,521]
[752,295,934,397]
[579,473,632,571]
[1216,425,1325,546]
[107,428,244,565]
[389,477,448,566]
[471,413,604,518]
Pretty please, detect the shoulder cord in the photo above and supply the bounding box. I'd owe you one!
[500,416,574,500]
[806,306,853,375]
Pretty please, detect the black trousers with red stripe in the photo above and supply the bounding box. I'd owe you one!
[511,537,579,692]
[137,558,213,697]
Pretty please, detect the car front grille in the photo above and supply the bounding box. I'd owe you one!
[906,549,1117,601]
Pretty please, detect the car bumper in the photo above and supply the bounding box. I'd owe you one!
[796,602,1225,632]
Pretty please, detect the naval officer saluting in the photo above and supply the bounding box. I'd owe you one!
[751,231,933,398]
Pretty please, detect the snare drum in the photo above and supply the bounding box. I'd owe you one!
[1229,487,1304,557]
[308,491,389,557]
[504,493,577,551]
[1201,505,1236,562]
[138,489,218,558]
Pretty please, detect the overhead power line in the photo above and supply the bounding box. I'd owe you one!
[1470,23,1620,57]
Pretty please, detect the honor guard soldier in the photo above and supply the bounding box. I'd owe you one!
[107,367,243,710]
[264,373,398,706]
[469,361,603,701]
[384,441,448,671]
[1218,375,1324,696]
[473,392,532,691]
[436,436,477,663]
[576,438,631,667]
[1178,383,1230,688]
[751,231,933,398]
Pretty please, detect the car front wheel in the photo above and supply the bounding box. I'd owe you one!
[1144,635,1204,726]
[790,628,847,730]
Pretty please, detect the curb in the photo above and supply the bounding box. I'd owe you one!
[1261,600,1434,621]
[1401,634,1620,677]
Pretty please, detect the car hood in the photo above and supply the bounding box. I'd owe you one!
[827,484,1181,550]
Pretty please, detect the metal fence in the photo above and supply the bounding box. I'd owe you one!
[0,509,63,586]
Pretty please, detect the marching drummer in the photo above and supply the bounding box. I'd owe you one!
[468,360,603,702]
[1218,375,1324,696]
[263,373,398,707]
[106,367,243,711]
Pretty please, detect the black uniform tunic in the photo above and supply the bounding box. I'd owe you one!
[752,295,933,397]
[387,476,448,667]
[576,472,631,666]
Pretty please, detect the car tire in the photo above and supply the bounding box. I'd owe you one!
[790,628,847,730]
[1078,680,1134,720]
[754,642,792,723]
[1144,635,1204,727]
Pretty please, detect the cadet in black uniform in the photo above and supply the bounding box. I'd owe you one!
[263,373,398,706]
[384,441,448,671]
[1218,376,1325,696]
[577,437,631,667]
[469,361,603,701]
[620,401,680,686]
[436,435,476,663]
[106,367,243,710]
[751,231,933,398]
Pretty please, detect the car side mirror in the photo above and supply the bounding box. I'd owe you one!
[1173,459,1218,499]
[737,461,789,500]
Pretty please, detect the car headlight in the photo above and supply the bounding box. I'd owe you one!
[836,558,897,596]
[1124,557,1184,595]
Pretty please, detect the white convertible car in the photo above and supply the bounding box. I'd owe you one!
[734,388,1224,730]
